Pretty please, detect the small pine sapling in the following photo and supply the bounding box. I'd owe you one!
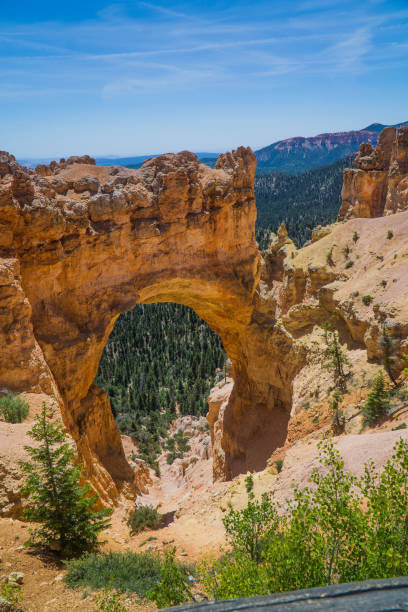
[352,231,359,243]
[275,459,283,473]
[379,326,399,387]
[19,403,112,557]
[330,391,345,434]
[321,320,333,345]
[245,474,254,499]
[322,323,351,391]
[363,370,389,425]
[326,247,334,266]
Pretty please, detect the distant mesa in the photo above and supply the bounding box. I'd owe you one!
[255,120,408,174]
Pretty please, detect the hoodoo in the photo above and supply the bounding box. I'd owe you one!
[1,126,408,503]
[339,126,408,219]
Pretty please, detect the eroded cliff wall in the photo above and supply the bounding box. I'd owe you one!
[339,126,408,219]
[0,148,271,497]
[1,127,408,502]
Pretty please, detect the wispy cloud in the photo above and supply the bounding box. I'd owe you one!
[102,67,218,96]
[0,2,407,101]
[136,1,191,20]
[323,27,373,72]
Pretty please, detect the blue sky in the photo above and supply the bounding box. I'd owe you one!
[1,0,408,157]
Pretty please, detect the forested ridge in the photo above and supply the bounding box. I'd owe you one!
[96,155,354,462]
[255,155,354,248]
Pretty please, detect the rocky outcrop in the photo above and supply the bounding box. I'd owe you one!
[1,139,408,500]
[339,126,408,219]
[0,147,265,496]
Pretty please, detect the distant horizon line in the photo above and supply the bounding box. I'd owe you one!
[14,119,407,163]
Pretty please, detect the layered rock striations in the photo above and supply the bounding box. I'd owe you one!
[1,128,408,501]
[339,126,408,219]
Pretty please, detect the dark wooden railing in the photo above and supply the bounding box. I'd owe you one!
[165,577,408,611]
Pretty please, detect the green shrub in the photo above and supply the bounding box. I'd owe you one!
[345,260,354,269]
[127,506,162,534]
[222,492,278,565]
[200,438,408,600]
[380,280,387,287]
[392,422,407,431]
[330,391,345,434]
[275,460,283,473]
[64,551,163,597]
[93,585,129,612]
[147,547,193,609]
[362,295,373,306]
[245,474,254,495]
[326,247,334,266]
[390,385,408,401]
[363,371,389,426]
[1,581,23,607]
[0,394,29,423]
[387,230,394,239]
[352,231,359,243]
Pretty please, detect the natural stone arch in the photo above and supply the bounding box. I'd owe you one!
[0,148,293,503]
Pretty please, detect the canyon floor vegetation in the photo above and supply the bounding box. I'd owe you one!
[55,436,408,610]
[0,394,29,424]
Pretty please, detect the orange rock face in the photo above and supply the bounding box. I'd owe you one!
[2,137,408,502]
[1,147,274,495]
[339,126,408,220]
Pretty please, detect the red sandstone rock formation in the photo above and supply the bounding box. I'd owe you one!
[339,126,408,219]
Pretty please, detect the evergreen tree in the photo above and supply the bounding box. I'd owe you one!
[329,391,345,434]
[19,403,112,557]
[322,323,351,391]
[363,371,389,426]
[379,326,399,387]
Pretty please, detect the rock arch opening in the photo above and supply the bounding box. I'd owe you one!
[96,301,226,471]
